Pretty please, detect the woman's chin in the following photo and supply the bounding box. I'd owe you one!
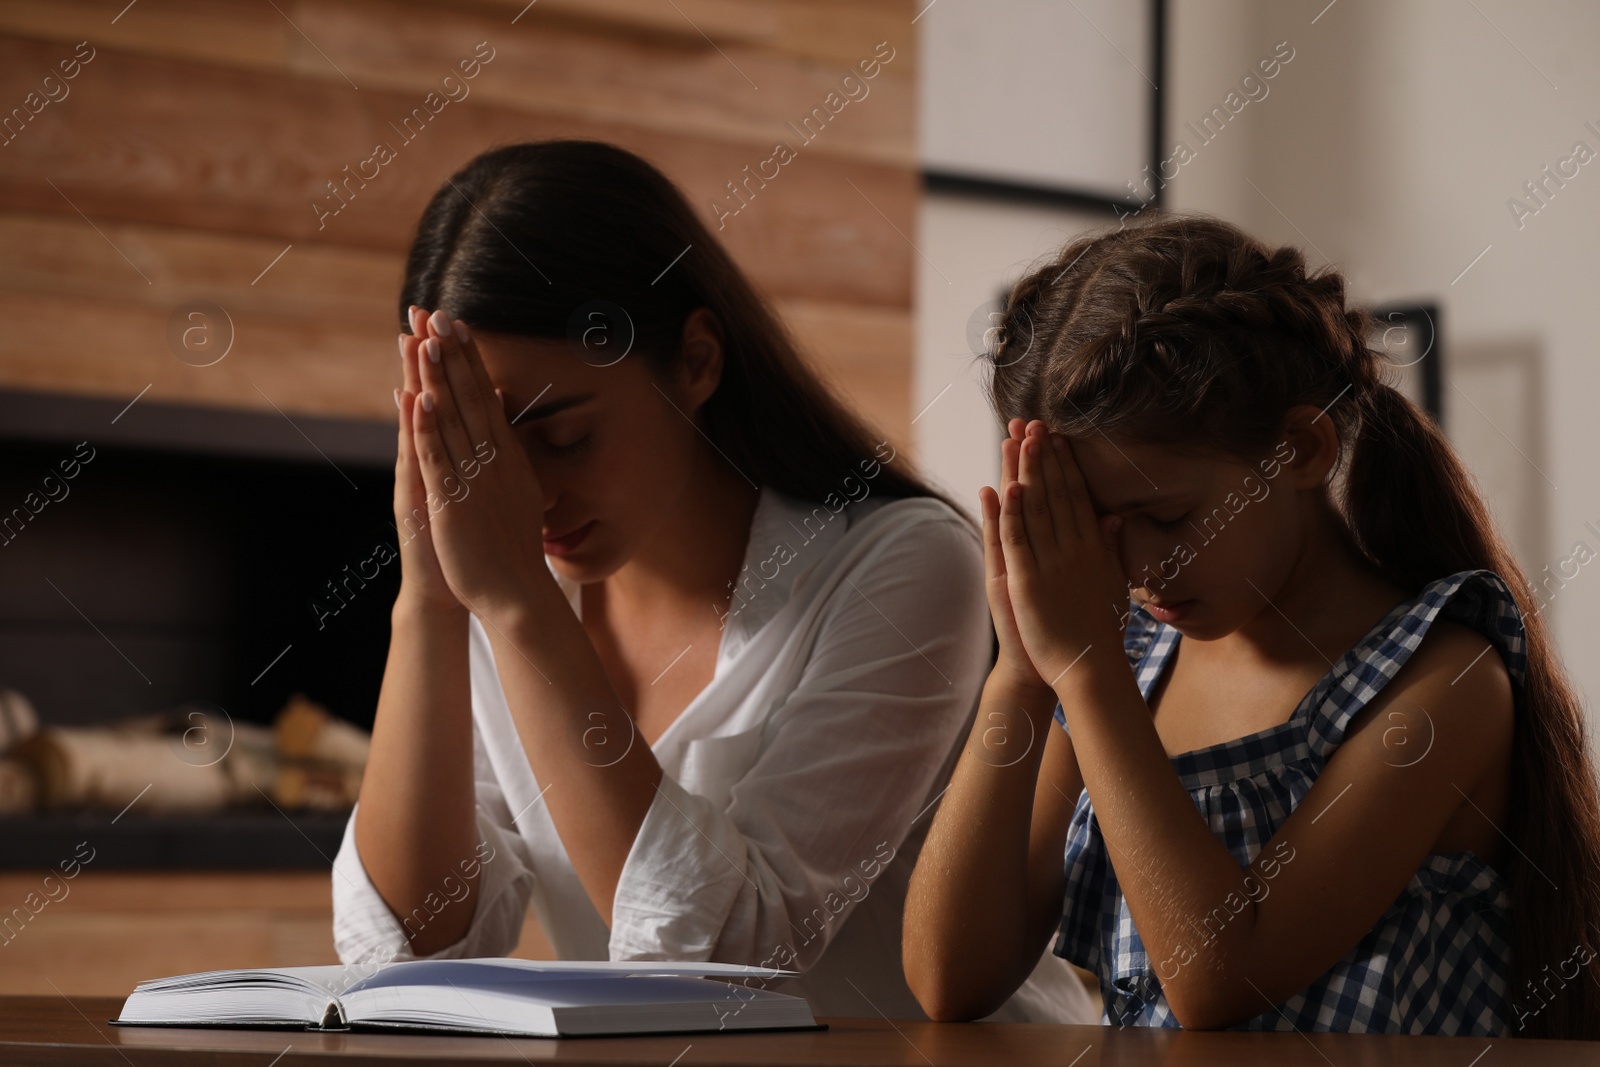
[544,545,622,585]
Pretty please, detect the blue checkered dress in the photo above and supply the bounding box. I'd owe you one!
[1050,568,1524,1033]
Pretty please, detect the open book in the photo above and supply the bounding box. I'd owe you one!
[113,958,821,1037]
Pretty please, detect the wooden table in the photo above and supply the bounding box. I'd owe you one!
[2,996,1593,1065]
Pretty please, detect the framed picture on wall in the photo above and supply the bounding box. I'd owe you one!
[919,0,1162,208]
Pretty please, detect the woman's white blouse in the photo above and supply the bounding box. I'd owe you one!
[331,485,1098,1023]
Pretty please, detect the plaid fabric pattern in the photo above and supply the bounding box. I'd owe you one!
[1051,568,1524,1033]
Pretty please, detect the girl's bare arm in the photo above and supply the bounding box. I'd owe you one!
[904,669,1086,1020]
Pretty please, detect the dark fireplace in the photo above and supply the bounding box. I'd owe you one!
[0,387,400,868]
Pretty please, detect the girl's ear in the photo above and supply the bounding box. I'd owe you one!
[677,307,725,412]
[1277,402,1344,490]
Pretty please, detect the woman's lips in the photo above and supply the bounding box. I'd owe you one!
[1146,598,1196,623]
[542,520,594,557]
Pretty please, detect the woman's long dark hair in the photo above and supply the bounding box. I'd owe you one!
[987,212,1600,1039]
[399,139,952,512]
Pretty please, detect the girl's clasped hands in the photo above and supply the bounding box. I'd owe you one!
[979,417,1132,706]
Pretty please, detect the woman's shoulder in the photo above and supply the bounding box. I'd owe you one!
[765,485,975,547]
[812,490,979,569]
[853,492,978,539]
[763,487,981,601]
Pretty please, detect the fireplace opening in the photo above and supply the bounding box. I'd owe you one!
[0,387,399,868]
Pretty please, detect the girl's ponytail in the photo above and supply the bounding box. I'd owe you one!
[1339,349,1498,590]
[1344,368,1600,1039]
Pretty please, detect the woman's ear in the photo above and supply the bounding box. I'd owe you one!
[1277,402,1344,490]
[677,307,724,412]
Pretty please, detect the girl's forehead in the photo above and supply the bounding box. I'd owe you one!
[1069,435,1240,508]
[1070,434,1192,477]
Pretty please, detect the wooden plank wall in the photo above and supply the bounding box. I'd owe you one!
[0,0,918,450]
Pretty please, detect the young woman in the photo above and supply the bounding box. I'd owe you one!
[330,140,1098,1023]
[905,214,1600,1036]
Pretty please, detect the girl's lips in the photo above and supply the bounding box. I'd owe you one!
[1146,598,1196,623]
[542,520,594,557]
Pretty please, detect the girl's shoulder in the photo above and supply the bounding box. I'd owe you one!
[1303,567,1526,761]
[1386,568,1528,687]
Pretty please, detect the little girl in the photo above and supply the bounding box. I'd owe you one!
[904,214,1600,1037]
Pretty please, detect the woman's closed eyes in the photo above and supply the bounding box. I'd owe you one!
[506,400,595,459]
[514,420,592,458]
[542,433,592,458]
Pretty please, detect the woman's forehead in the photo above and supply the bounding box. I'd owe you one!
[474,331,643,394]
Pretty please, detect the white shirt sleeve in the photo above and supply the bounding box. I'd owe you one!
[607,510,991,971]
[330,706,538,966]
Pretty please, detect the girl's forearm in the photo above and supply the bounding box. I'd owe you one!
[1055,655,1270,1024]
[353,595,481,955]
[904,669,1073,1020]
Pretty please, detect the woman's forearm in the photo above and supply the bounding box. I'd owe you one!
[353,594,481,955]
[481,587,664,927]
[904,670,1079,1020]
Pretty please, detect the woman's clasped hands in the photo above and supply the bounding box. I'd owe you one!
[978,418,1132,704]
[393,305,559,623]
